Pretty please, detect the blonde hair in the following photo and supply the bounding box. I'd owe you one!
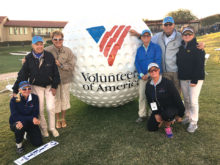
[15,92,21,102]
[51,31,64,39]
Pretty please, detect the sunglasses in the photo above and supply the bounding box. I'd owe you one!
[164,23,173,27]
[149,68,159,73]
[53,38,63,41]
[183,33,193,36]
[22,87,31,91]
[142,35,151,38]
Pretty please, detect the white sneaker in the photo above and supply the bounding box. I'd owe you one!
[187,123,198,133]
[182,118,190,125]
[41,129,49,137]
[50,129,59,137]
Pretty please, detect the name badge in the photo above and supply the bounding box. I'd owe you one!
[150,102,158,111]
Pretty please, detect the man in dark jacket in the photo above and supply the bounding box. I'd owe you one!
[13,36,60,137]
[145,63,185,138]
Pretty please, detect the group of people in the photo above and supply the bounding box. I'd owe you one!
[9,16,205,153]
[9,31,75,153]
[134,16,205,138]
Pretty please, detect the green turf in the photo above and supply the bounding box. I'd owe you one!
[0,33,219,165]
[0,46,32,74]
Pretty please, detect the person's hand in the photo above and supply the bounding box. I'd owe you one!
[50,88,56,96]
[190,83,197,87]
[197,42,205,50]
[129,29,140,37]
[175,116,182,122]
[55,60,61,67]
[141,74,148,81]
[33,117,40,125]
[155,114,162,123]
[22,58,26,64]
[16,121,23,130]
[12,93,17,98]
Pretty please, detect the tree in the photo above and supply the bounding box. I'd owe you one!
[166,9,198,22]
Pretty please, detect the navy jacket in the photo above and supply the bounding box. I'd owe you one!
[9,93,39,125]
[135,41,162,79]
[177,38,205,84]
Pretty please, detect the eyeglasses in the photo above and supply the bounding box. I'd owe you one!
[142,35,151,38]
[149,68,159,73]
[183,33,193,36]
[22,87,31,91]
[164,23,173,27]
[53,38,63,41]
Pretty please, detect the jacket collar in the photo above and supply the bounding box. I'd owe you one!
[181,37,197,48]
[150,75,162,86]
[20,93,32,102]
[52,44,65,53]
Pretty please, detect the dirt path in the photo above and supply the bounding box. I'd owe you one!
[0,72,17,81]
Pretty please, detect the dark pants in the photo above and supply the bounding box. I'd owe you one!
[147,107,178,131]
[10,122,43,147]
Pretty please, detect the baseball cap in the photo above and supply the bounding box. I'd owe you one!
[148,63,159,71]
[19,81,31,89]
[163,16,175,24]
[32,36,43,44]
[182,27,194,34]
[141,29,152,36]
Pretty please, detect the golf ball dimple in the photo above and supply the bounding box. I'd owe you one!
[63,19,148,107]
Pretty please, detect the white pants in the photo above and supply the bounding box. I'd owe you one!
[138,79,148,118]
[180,80,203,125]
[55,83,71,113]
[32,85,56,131]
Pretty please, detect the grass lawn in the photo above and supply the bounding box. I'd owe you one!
[0,33,220,165]
[0,46,32,74]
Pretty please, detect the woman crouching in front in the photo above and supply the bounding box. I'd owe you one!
[9,81,43,153]
[145,63,185,138]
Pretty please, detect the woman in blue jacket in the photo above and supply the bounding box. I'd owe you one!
[9,81,43,153]
[135,29,162,123]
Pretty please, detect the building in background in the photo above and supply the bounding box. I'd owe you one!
[0,16,67,45]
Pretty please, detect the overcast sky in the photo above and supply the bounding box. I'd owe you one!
[1,0,219,21]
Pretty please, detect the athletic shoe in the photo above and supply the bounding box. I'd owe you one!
[16,146,24,154]
[41,129,49,137]
[135,117,145,123]
[187,123,198,133]
[165,127,173,138]
[182,118,190,125]
[50,129,59,137]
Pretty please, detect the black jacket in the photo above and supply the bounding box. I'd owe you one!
[176,38,205,84]
[13,51,60,93]
[145,76,185,117]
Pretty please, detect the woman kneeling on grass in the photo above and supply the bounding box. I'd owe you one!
[145,63,185,138]
[177,26,205,133]
[9,81,43,153]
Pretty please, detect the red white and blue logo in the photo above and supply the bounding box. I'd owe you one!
[86,25,131,66]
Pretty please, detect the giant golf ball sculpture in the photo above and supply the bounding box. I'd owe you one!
[63,19,148,107]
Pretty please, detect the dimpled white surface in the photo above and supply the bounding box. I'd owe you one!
[63,18,149,107]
